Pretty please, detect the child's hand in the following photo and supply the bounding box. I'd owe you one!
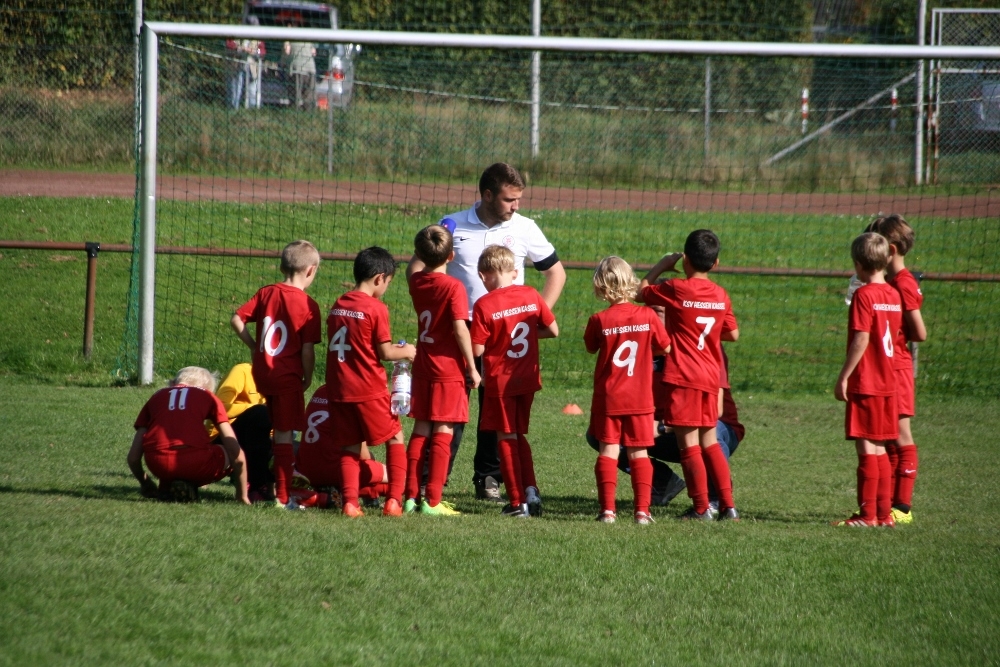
[398,342,416,361]
[139,478,158,499]
[834,376,848,402]
[469,366,482,390]
[661,252,683,272]
[235,487,251,505]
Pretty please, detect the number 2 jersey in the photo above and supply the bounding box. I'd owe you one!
[325,290,392,403]
[847,282,902,397]
[470,284,555,397]
[408,271,469,382]
[640,277,737,394]
[235,283,322,395]
[134,385,229,456]
[584,303,671,416]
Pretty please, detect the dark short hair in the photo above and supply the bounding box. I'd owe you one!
[865,214,914,256]
[414,225,453,269]
[479,162,525,196]
[353,246,397,284]
[684,229,721,272]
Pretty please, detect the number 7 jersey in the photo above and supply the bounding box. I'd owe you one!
[471,284,555,397]
[585,303,671,416]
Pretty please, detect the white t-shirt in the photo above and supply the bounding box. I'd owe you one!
[445,203,557,319]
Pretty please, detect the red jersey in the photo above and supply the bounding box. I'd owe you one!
[134,385,229,455]
[584,303,670,416]
[325,291,392,403]
[302,384,333,450]
[471,284,555,397]
[718,348,745,442]
[847,282,903,397]
[640,278,737,394]
[888,268,923,370]
[235,283,322,394]
[408,271,469,382]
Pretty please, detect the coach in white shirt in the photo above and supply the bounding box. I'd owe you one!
[407,162,566,502]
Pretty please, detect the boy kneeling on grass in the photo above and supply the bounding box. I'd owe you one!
[128,366,250,504]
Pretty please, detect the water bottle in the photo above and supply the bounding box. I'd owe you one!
[845,274,863,306]
[390,340,412,416]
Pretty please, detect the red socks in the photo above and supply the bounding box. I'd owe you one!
[895,444,918,510]
[857,453,879,521]
[702,443,735,510]
[339,449,361,508]
[595,455,618,513]
[629,456,653,515]
[876,454,892,521]
[679,446,709,514]
[886,444,900,498]
[272,442,294,504]
[385,442,406,504]
[425,432,452,506]
[497,437,524,506]
[404,433,428,501]
[517,435,537,490]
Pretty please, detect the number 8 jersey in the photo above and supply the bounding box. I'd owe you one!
[584,303,671,416]
[471,284,555,397]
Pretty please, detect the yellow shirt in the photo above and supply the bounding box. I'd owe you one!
[207,363,266,439]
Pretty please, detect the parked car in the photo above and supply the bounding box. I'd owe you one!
[243,0,359,109]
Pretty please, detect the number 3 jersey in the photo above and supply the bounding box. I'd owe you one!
[471,284,555,397]
[640,277,737,394]
[325,290,392,403]
[235,283,322,395]
[847,282,902,397]
[585,303,671,416]
[408,271,469,382]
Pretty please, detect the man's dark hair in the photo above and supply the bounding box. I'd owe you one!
[353,246,397,284]
[684,229,721,272]
[479,162,526,196]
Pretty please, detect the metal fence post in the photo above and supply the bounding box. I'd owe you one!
[139,26,159,385]
[915,0,927,185]
[530,0,541,158]
[704,57,711,161]
[83,242,100,360]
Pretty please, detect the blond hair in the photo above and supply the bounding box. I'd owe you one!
[851,233,890,273]
[593,256,638,302]
[478,244,515,274]
[866,214,914,256]
[280,240,320,276]
[172,366,219,393]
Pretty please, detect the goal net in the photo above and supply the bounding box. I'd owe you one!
[119,24,1000,397]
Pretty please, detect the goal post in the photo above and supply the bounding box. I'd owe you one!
[131,21,1000,394]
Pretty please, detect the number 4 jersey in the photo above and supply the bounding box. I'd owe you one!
[325,290,393,403]
[847,282,902,397]
[640,277,737,394]
[235,283,322,395]
[584,303,671,416]
[471,284,555,397]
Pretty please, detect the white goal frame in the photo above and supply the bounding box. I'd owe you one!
[136,21,1000,383]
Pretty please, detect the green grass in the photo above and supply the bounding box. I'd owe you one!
[2,379,999,665]
[2,196,998,396]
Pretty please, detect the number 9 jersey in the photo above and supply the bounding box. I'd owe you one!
[584,303,671,416]
[471,284,555,397]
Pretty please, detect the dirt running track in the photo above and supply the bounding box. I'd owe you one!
[2,170,997,218]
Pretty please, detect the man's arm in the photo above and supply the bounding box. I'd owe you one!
[405,254,425,279]
[378,340,416,362]
[127,429,158,498]
[538,261,567,310]
[453,320,481,389]
[301,342,315,389]
[835,332,868,402]
[218,422,250,505]
[636,253,683,301]
[231,314,255,351]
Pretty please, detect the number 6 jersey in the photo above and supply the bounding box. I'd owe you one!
[640,278,737,394]
[847,282,902,397]
[584,303,671,416]
[471,284,555,397]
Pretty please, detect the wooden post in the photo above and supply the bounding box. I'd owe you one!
[84,242,100,360]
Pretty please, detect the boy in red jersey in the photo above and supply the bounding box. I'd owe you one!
[403,225,481,516]
[296,384,389,507]
[585,256,671,524]
[865,215,926,525]
[326,246,416,518]
[231,240,322,507]
[128,366,250,504]
[834,233,903,527]
[637,229,740,521]
[471,245,559,518]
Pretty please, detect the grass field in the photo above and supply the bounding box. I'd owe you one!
[2,380,1000,665]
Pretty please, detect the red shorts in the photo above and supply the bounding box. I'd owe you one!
[895,367,915,418]
[409,377,468,423]
[663,384,718,428]
[146,445,229,486]
[296,445,387,491]
[265,391,306,432]
[327,395,401,448]
[845,394,899,442]
[480,392,534,434]
[590,409,655,448]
